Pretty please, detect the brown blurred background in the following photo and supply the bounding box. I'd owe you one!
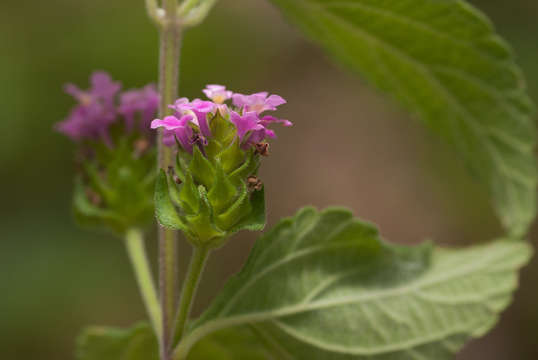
[1,0,537,358]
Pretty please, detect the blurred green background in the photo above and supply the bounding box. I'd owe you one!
[1,0,537,358]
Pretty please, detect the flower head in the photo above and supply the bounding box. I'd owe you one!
[58,72,158,234]
[203,85,233,104]
[153,85,292,245]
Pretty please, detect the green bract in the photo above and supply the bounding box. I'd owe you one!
[155,113,266,247]
[74,134,156,235]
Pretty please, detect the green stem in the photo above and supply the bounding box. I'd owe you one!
[178,0,201,16]
[157,0,182,358]
[172,246,210,346]
[125,229,162,340]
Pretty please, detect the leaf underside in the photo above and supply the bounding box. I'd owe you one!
[268,0,537,237]
[181,208,532,359]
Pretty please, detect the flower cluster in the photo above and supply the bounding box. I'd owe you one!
[151,85,291,153]
[56,72,159,234]
[56,71,159,144]
[152,85,292,246]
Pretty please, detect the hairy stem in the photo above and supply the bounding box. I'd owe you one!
[172,246,210,346]
[157,0,182,358]
[125,229,162,340]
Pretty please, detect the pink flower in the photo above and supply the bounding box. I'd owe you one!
[203,85,233,104]
[118,84,159,132]
[151,115,194,152]
[232,92,286,114]
[170,98,215,137]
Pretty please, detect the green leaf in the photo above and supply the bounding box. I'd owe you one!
[185,185,226,244]
[179,169,201,215]
[216,182,252,230]
[188,326,272,360]
[268,0,537,237]
[175,207,532,359]
[190,146,216,189]
[73,176,124,233]
[155,169,188,231]
[208,161,238,214]
[77,323,270,360]
[76,323,159,360]
[228,186,266,233]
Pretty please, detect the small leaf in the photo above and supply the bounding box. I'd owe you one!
[73,177,124,232]
[76,323,158,360]
[216,182,252,230]
[179,170,201,215]
[176,207,532,359]
[83,162,115,204]
[186,185,226,244]
[229,186,266,233]
[155,170,188,231]
[229,150,260,186]
[190,146,216,189]
[219,139,245,174]
[268,0,537,237]
[208,161,238,214]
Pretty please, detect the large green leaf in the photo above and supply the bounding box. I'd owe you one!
[268,0,537,237]
[175,208,531,359]
[76,323,270,360]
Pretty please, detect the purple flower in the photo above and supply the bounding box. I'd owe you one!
[56,71,121,143]
[232,92,286,114]
[230,111,281,149]
[151,115,194,152]
[118,84,160,132]
[170,98,215,138]
[150,86,292,153]
[64,71,122,106]
[203,85,233,104]
[230,111,264,141]
[259,115,293,128]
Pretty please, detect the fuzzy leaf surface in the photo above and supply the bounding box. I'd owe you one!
[268,0,537,236]
[176,208,532,359]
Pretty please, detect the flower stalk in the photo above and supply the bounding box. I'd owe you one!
[172,246,210,346]
[125,229,162,339]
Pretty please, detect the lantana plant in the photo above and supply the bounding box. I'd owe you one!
[61,1,536,360]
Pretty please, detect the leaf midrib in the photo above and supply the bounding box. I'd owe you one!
[180,243,526,357]
[313,1,534,186]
